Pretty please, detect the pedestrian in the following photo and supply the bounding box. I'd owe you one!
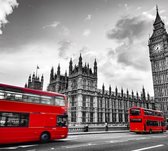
[105,122,108,131]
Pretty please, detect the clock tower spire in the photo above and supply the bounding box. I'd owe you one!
[153,5,163,26]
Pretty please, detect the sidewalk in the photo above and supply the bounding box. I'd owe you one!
[69,130,129,135]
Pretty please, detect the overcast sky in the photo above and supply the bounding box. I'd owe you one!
[1,0,168,96]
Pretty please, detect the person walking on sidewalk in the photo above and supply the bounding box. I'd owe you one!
[105,122,108,131]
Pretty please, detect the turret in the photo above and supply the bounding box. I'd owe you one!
[136,92,139,100]
[57,64,60,76]
[127,89,129,99]
[132,90,134,100]
[32,73,35,82]
[65,70,67,79]
[109,85,111,96]
[69,58,73,75]
[41,74,44,83]
[28,75,31,83]
[102,84,105,95]
[147,93,150,100]
[78,54,82,69]
[94,59,97,76]
[121,88,123,97]
[115,87,118,96]
[142,87,146,101]
[87,64,90,74]
[50,67,54,82]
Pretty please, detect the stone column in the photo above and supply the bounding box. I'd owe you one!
[94,96,98,123]
[77,93,82,124]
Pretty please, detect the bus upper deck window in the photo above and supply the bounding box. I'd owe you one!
[41,96,53,105]
[54,96,65,106]
[130,108,140,116]
[0,91,5,99]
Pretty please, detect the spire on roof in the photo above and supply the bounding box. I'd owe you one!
[153,5,164,25]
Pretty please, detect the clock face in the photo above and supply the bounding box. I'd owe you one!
[154,44,161,52]
[153,43,163,53]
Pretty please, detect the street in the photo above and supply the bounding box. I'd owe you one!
[0,132,168,151]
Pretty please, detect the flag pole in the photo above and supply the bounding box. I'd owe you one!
[36,65,39,78]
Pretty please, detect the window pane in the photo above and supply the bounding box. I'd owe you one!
[24,94,40,103]
[57,115,68,127]
[130,108,140,116]
[54,96,65,106]
[0,90,5,99]
[144,110,154,116]
[6,92,15,100]
[20,114,29,127]
[41,96,53,105]
[15,93,22,101]
[0,112,29,127]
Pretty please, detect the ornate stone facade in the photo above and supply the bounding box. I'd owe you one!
[48,54,155,126]
[25,73,44,90]
[148,7,168,117]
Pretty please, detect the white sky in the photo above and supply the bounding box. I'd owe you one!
[1,0,168,96]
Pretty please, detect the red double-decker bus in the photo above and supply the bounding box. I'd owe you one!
[129,107,166,134]
[0,83,68,144]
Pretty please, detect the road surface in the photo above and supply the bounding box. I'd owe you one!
[0,132,168,151]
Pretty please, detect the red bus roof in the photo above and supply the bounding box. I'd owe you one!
[130,106,162,113]
[0,83,65,97]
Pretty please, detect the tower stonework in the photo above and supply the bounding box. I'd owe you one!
[148,7,168,117]
[47,65,68,92]
[25,73,44,90]
[48,54,154,126]
[67,55,98,124]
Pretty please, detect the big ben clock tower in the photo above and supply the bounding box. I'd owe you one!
[148,6,168,117]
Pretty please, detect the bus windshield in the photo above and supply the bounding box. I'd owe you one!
[54,96,65,106]
[130,108,140,116]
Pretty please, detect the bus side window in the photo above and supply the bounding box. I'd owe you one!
[54,96,65,106]
[27,96,34,102]
[22,95,28,102]
[20,114,29,127]
[0,112,29,127]
[41,96,53,105]
[34,97,40,103]
[6,93,15,100]
[144,110,154,116]
[0,91,5,99]
[15,94,22,101]
[0,113,5,126]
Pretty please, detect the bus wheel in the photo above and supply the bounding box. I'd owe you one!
[149,129,152,134]
[40,132,50,143]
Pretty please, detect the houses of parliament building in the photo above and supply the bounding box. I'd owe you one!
[47,55,155,125]
[26,7,168,125]
[26,54,155,125]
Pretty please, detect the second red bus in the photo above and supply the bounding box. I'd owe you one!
[129,107,166,133]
